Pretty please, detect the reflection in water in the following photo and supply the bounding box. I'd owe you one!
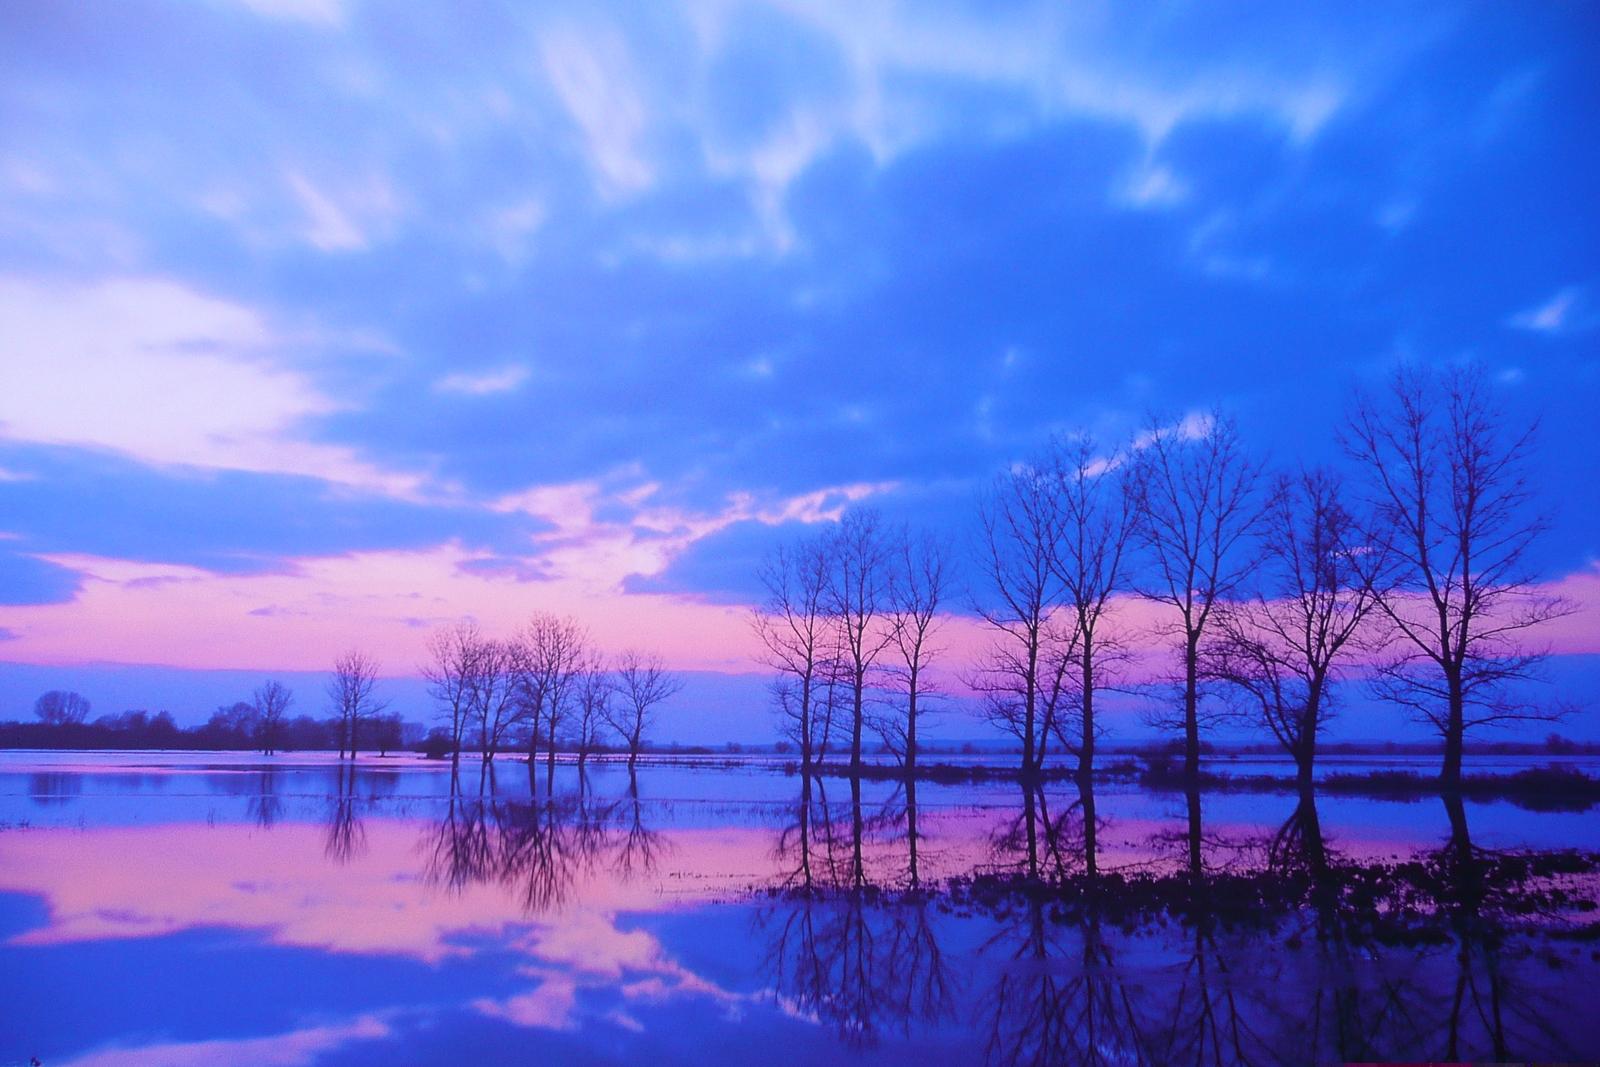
[421,765,670,915]
[28,771,83,806]
[7,757,1599,1065]
[761,769,956,1049]
[756,771,1600,1065]
[324,762,366,863]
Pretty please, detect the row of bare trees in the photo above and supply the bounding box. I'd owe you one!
[754,512,955,777]
[754,364,1571,789]
[421,612,682,780]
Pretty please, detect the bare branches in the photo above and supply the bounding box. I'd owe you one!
[1203,468,1381,784]
[875,527,953,771]
[514,613,591,778]
[1343,365,1574,783]
[1046,433,1136,775]
[572,659,613,768]
[251,680,293,755]
[421,622,483,762]
[754,532,836,767]
[326,649,387,759]
[1130,411,1265,783]
[608,649,683,771]
[825,508,895,770]
[970,458,1074,776]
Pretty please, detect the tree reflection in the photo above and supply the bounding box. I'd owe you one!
[760,885,955,1049]
[990,782,1098,882]
[323,761,366,863]
[760,771,957,1047]
[419,766,667,914]
[615,768,667,881]
[759,776,1598,1065]
[247,764,282,828]
[981,900,1152,1067]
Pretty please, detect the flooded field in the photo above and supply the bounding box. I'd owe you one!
[4,751,1599,1065]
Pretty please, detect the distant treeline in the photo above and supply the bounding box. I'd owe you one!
[0,707,418,753]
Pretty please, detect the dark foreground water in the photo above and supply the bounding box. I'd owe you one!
[3,751,1599,1066]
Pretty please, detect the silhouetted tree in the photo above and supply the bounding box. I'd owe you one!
[422,622,485,769]
[252,680,293,755]
[571,658,612,770]
[327,649,386,759]
[877,527,952,777]
[971,458,1074,777]
[1204,469,1382,789]
[1343,365,1573,788]
[34,690,90,726]
[1131,411,1264,787]
[514,613,589,781]
[755,533,835,769]
[825,508,893,773]
[1048,433,1136,783]
[607,649,680,774]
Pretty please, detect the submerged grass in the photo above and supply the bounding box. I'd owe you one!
[787,758,1600,810]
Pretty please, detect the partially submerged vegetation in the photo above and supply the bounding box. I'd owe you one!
[788,755,1600,810]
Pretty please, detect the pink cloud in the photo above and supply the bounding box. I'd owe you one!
[0,477,899,675]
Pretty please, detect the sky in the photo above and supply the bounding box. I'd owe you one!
[0,0,1596,736]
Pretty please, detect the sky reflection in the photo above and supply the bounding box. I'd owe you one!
[3,753,1599,1064]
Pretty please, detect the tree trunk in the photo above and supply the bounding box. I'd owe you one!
[850,774,864,887]
[850,679,864,773]
[905,679,918,778]
[905,775,919,887]
[1079,775,1098,877]
[1079,644,1095,778]
[1022,643,1038,779]
[1442,668,1466,789]
[1185,784,1203,878]
[1183,632,1201,787]
[1022,782,1039,879]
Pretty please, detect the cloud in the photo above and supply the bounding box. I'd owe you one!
[0,477,893,672]
[542,23,655,198]
[229,0,346,28]
[1120,163,1188,208]
[434,365,532,396]
[1508,285,1594,335]
[58,1017,390,1067]
[473,979,580,1030]
[0,276,420,494]
[285,171,370,252]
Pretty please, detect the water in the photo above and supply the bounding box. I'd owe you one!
[2,750,1598,1065]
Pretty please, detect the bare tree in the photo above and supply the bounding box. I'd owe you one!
[970,459,1074,777]
[34,690,91,726]
[876,527,952,776]
[1047,434,1136,781]
[571,659,613,771]
[515,613,589,778]
[327,650,387,759]
[608,649,682,773]
[1343,365,1573,787]
[1204,468,1382,788]
[754,534,835,769]
[422,622,483,768]
[252,680,293,755]
[826,508,894,773]
[1130,411,1264,786]
[471,637,520,766]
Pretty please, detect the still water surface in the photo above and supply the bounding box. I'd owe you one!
[2,751,1598,1065]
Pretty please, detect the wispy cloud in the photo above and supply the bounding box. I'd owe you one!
[0,276,421,495]
[58,1016,389,1067]
[1509,285,1593,335]
[434,365,531,396]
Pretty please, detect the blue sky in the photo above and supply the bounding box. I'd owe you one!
[0,0,1596,731]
